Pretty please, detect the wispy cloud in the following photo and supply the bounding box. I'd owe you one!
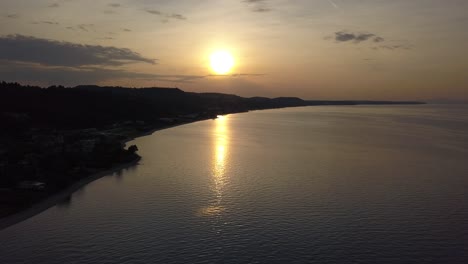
[372,44,413,51]
[242,0,272,13]
[5,14,20,19]
[77,24,95,32]
[326,0,338,9]
[209,73,266,77]
[48,3,60,8]
[0,35,156,67]
[252,7,271,13]
[32,21,60,25]
[145,9,187,21]
[0,60,208,85]
[109,3,121,8]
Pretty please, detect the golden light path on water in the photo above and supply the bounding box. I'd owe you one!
[198,115,230,217]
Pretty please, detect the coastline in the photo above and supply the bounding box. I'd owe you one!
[0,157,141,231]
[0,118,206,231]
[0,103,426,231]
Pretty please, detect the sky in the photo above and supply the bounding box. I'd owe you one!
[0,0,467,100]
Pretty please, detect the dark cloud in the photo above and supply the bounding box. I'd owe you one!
[355,33,375,42]
[252,7,271,12]
[65,24,95,32]
[5,14,20,19]
[145,9,187,20]
[0,58,264,87]
[332,30,412,51]
[334,32,355,42]
[242,0,272,12]
[146,9,161,15]
[374,37,385,43]
[122,28,132,32]
[32,21,60,25]
[0,35,155,67]
[168,13,186,20]
[0,60,205,85]
[48,3,60,8]
[77,24,94,32]
[109,3,121,8]
[42,21,59,25]
[334,31,384,43]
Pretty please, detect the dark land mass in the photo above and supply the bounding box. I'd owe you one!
[0,81,425,226]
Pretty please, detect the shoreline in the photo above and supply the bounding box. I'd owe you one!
[0,103,425,231]
[0,157,141,231]
[0,157,141,230]
[0,118,206,231]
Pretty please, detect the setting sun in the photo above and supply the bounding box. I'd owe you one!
[210,51,234,75]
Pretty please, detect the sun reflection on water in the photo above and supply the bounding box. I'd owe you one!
[198,115,230,217]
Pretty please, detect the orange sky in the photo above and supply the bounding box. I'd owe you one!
[1,0,467,101]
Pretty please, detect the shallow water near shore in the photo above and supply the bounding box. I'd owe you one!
[1,105,468,264]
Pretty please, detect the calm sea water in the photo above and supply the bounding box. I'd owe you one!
[1,105,468,264]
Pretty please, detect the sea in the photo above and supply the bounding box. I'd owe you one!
[1,104,467,264]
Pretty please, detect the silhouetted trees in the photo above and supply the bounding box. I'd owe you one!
[128,145,138,154]
[0,82,315,132]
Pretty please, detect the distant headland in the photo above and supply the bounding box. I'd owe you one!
[0,81,425,229]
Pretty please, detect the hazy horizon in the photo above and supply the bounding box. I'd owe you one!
[1,0,467,101]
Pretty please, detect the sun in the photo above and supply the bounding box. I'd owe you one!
[210,51,234,75]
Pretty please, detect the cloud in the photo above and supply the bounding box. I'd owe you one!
[374,37,385,43]
[65,24,96,32]
[0,60,205,85]
[109,3,120,8]
[145,9,187,20]
[331,30,412,51]
[48,3,60,8]
[208,73,266,77]
[326,0,339,9]
[168,13,186,20]
[122,28,132,32]
[242,0,272,12]
[0,35,155,67]
[77,24,95,32]
[252,7,271,12]
[146,9,161,15]
[0,58,265,87]
[231,73,266,77]
[5,14,20,19]
[334,31,384,43]
[355,33,375,42]
[372,44,412,51]
[32,21,60,25]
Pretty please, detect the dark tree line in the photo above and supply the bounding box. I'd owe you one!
[0,82,314,133]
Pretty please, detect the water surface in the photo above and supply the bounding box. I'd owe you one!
[1,105,467,263]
